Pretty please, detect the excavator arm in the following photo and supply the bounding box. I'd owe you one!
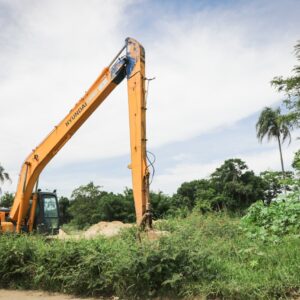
[2,38,151,233]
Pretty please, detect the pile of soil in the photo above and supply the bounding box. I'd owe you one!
[57,229,69,239]
[56,221,169,241]
[83,221,133,239]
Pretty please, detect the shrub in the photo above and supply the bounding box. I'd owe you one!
[1,214,300,299]
[242,192,300,239]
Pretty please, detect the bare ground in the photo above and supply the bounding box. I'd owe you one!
[0,289,111,300]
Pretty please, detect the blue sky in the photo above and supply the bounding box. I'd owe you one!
[0,0,299,197]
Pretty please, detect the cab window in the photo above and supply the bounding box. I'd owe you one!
[44,195,58,218]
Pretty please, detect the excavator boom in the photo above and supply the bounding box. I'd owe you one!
[1,38,151,233]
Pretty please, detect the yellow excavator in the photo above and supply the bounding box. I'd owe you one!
[0,38,153,234]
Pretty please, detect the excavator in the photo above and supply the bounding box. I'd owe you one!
[0,37,153,234]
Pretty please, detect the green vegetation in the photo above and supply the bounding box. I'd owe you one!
[242,192,300,239]
[0,192,13,208]
[256,107,292,177]
[170,158,266,214]
[1,212,300,299]
[64,182,136,229]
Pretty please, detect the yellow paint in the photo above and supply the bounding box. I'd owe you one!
[0,222,14,233]
[2,38,150,233]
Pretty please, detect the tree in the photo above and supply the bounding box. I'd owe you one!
[256,107,292,178]
[259,171,293,205]
[0,164,11,194]
[271,41,300,126]
[209,159,265,211]
[58,196,72,224]
[292,150,300,173]
[68,182,107,229]
[174,159,265,214]
[211,159,248,191]
[170,180,212,216]
[148,190,172,219]
[95,191,135,223]
[175,180,209,210]
[290,151,300,192]
[0,192,14,208]
[67,182,137,229]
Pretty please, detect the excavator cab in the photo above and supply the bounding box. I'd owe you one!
[0,191,60,234]
[30,191,60,234]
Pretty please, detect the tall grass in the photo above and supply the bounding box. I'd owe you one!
[1,213,300,299]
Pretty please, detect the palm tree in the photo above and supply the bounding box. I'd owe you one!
[0,164,11,194]
[256,107,292,178]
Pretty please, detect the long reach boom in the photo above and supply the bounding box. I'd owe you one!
[1,38,151,233]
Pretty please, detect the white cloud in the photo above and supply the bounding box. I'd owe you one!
[0,0,299,195]
[171,153,190,162]
[154,160,220,194]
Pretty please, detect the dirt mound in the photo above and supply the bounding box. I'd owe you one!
[84,221,133,239]
[56,221,168,240]
[57,229,69,238]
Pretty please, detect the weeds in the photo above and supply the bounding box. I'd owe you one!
[1,213,300,299]
[241,193,300,240]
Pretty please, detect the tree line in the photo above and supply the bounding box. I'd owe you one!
[44,157,300,228]
[2,157,297,229]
